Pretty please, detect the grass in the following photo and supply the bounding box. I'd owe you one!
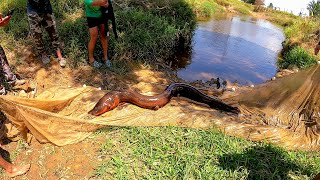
[93,127,320,179]
[185,0,221,19]
[279,46,317,69]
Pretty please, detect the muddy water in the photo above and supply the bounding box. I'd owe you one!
[172,15,285,85]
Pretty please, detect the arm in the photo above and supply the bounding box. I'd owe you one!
[0,13,12,27]
[85,0,109,7]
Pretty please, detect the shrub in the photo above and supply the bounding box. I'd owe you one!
[278,46,317,69]
[201,1,218,17]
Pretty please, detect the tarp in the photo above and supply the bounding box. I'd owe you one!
[0,86,226,146]
[0,65,319,151]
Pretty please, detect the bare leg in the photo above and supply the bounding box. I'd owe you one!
[56,48,63,59]
[99,24,108,62]
[88,27,99,64]
[0,156,30,178]
[43,14,63,59]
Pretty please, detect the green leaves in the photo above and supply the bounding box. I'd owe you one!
[308,0,320,17]
[279,46,317,69]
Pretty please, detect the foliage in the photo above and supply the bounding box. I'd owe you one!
[307,0,320,17]
[268,3,273,9]
[185,0,219,19]
[279,46,317,69]
[242,0,255,4]
[264,10,297,27]
[284,19,319,42]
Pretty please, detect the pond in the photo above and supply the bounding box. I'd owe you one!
[171,15,285,86]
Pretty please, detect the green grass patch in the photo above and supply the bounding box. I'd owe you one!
[284,19,320,42]
[94,127,320,179]
[229,0,252,15]
[279,46,317,69]
[185,0,253,20]
[185,0,220,19]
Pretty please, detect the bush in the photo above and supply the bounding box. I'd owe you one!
[113,0,196,61]
[115,10,178,60]
[201,1,218,17]
[185,0,219,18]
[284,19,319,42]
[278,46,317,69]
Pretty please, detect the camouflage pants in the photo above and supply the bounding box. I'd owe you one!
[27,12,60,55]
[0,45,16,95]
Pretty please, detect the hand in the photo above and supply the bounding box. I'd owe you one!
[102,1,109,8]
[0,13,12,27]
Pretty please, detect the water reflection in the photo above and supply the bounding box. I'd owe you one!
[172,15,285,85]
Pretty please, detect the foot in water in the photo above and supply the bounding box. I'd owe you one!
[6,164,31,178]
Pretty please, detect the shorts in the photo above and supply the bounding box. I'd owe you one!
[87,17,104,28]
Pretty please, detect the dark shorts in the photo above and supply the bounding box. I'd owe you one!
[87,17,104,28]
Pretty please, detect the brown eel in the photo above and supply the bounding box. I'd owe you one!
[89,83,240,116]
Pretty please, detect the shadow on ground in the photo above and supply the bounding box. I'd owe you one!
[218,144,314,179]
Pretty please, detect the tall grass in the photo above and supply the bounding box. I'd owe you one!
[278,46,317,69]
[284,18,319,42]
[185,0,220,19]
[185,0,253,19]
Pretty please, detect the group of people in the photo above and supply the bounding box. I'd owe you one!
[0,0,113,177]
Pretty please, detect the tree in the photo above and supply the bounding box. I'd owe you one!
[268,3,273,9]
[307,0,320,16]
[242,0,255,4]
[254,0,265,6]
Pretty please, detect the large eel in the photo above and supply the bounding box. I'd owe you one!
[89,83,240,116]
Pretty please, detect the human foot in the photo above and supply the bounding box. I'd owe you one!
[58,57,67,67]
[91,60,103,68]
[12,79,26,86]
[6,164,30,178]
[104,59,112,68]
[40,54,50,65]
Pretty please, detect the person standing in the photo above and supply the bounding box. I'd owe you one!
[27,0,67,67]
[0,144,30,178]
[0,13,26,95]
[84,0,112,68]
[0,12,31,178]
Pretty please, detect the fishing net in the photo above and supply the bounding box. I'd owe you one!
[228,64,320,150]
[0,64,319,151]
[0,85,226,146]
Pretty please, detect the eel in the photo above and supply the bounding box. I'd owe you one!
[89,83,239,116]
